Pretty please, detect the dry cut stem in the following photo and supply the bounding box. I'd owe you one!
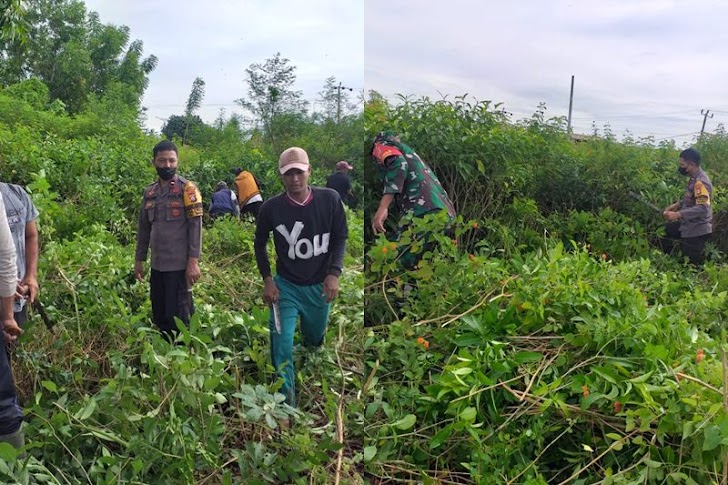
[722,346,728,485]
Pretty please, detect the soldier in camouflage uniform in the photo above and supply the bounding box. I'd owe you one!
[660,147,713,266]
[370,131,456,269]
[135,140,204,339]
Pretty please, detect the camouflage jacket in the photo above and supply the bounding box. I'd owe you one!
[379,149,456,220]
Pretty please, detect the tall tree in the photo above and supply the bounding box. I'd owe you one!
[183,76,205,144]
[184,77,205,118]
[162,114,205,143]
[235,52,307,141]
[0,0,157,113]
[0,0,25,41]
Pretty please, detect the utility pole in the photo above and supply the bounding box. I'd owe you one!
[567,75,575,134]
[700,109,714,140]
[336,81,354,123]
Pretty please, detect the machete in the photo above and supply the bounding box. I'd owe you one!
[628,191,662,213]
[31,299,54,330]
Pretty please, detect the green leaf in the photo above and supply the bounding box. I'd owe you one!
[591,366,619,384]
[512,351,543,364]
[459,406,477,422]
[703,425,722,451]
[430,425,453,449]
[476,159,486,174]
[41,380,58,393]
[75,398,97,421]
[87,429,127,446]
[363,446,376,462]
[392,414,416,430]
[627,371,653,383]
[0,442,17,461]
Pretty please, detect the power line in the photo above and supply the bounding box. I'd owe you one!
[143,103,241,109]
[572,109,696,121]
[652,131,701,142]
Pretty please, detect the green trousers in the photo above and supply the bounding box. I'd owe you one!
[270,275,331,406]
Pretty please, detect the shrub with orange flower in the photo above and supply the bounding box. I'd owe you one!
[416,337,430,349]
[696,349,705,363]
[581,386,590,398]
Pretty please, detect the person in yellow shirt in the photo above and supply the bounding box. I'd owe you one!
[233,168,264,220]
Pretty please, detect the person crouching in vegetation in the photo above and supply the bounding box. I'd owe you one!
[659,148,713,266]
[254,147,348,412]
[209,181,240,220]
[233,168,264,221]
[370,130,457,270]
[0,193,25,451]
[134,140,204,340]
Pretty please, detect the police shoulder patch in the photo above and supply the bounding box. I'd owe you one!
[694,181,711,205]
[183,181,204,217]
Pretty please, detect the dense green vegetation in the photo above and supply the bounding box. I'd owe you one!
[0,3,366,481]
[364,94,728,483]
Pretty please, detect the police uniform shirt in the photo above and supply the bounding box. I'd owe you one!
[135,175,203,272]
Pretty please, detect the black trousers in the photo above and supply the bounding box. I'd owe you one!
[658,222,710,266]
[241,201,262,219]
[0,332,23,435]
[150,269,194,339]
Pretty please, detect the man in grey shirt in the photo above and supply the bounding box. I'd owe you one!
[660,148,713,265]
[0,183,40,325]
[134,140,203,339]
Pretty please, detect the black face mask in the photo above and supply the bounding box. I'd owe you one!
[156,167,176,180]
[678,167,689,176]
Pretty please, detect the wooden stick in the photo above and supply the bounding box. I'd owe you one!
[722,344,728,485]
[675,372,723,395]
[334,318,346,485]
[556,429,640,485]
[362,359,379,395]
[507,424,573,484]
[519,346,563,402]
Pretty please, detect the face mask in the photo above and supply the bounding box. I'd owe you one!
[678,167,688,176]
[156,167,176,180]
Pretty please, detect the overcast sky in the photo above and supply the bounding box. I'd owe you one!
[83,0,364,133]
[366,0,728,146]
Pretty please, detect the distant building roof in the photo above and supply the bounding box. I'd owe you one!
[569,133,596,143]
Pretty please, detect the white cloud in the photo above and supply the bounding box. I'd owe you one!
[365,0,728,144]
[84,0,364,132]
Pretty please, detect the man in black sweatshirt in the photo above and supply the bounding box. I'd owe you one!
[254,147,348,410]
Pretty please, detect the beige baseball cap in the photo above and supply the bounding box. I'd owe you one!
[279,147,310,174]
